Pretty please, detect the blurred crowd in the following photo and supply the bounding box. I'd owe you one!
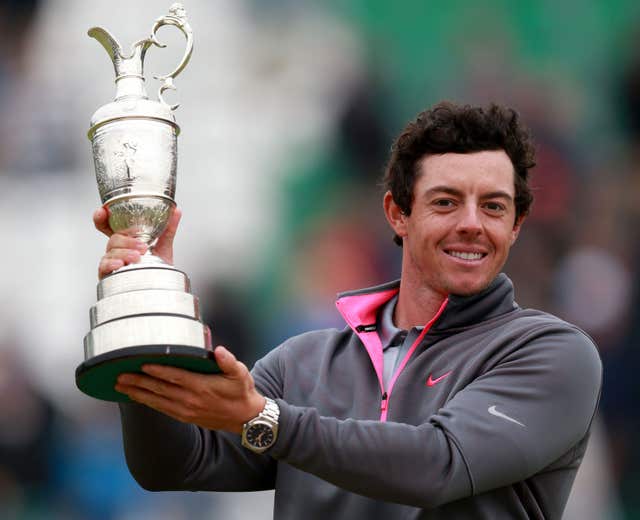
[1,0,640,518]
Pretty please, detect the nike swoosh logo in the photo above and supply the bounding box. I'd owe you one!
[426,371,452,387]
[488,405,526,428]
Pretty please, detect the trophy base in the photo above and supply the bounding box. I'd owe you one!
[76,345,220,402]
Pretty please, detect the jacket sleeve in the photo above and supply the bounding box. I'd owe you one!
[118,346,284,492]
[267,326,602,508]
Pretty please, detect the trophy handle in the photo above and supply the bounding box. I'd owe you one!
[147,2,194,110]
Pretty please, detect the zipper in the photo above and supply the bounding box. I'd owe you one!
[379,297,449,422]
[356,324,377,333]
[381,392,388,412]
[336,292,448,422]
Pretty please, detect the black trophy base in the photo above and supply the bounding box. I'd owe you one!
[76,345,220,402]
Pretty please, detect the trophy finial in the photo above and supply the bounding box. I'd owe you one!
[169,3,186,17]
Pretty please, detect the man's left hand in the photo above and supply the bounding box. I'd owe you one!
[115,346,266,434]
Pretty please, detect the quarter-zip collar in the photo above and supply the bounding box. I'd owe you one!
[336,273,517,335]
[430,273,518,331]
[335,273,519,421]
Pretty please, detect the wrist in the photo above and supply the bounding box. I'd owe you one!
[232,393,266,434]
[249,394,267,421]
[241,396,280,453]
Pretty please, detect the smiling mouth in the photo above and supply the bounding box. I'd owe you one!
[444,250,487,261]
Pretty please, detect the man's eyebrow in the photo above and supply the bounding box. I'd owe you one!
[480,190,514,202]
[423,186,464,198]
[423,186,513,202]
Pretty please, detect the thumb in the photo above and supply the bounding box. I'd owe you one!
[93,206,113,237]
[214,346,245,378]
[153,206,182,263]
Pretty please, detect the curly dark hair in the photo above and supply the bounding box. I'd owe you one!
[383,101,536,245]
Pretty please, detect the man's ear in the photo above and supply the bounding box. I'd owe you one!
[511,214,526,245]
[383,191,408,240]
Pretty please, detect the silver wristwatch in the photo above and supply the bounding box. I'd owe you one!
[241,397,280,454]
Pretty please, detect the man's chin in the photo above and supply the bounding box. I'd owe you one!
[445,276,494,297]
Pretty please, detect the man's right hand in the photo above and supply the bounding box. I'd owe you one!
[93,206,182,279]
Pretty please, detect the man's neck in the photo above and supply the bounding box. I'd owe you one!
[393,277,447,330]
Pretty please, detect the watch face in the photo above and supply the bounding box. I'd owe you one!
[246,423,275,448]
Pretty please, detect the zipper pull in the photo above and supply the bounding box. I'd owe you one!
[380,392,388,411]
[356,324,377,333]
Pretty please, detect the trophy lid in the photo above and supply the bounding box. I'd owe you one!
[88,3,193,139]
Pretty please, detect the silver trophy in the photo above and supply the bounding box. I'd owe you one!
[76,4,218,402]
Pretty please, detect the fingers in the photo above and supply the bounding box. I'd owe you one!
[115,376,193,422]
[117,372,190,399]
[95,206,143,278]
[98,234,148,279]
[93,206,181,274]
[98,249,141,278]
[139,364,192,385]
[134,347,248,385]
[117,369,207,424]
[107,233,148,253]
[93,207,112,237]
[116,353,261,432]
[99,256,124,278]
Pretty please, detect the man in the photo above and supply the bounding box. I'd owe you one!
[94,102,602,519]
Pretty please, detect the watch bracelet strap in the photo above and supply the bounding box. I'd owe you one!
[260,397,279,424]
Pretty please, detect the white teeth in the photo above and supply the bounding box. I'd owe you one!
[448,251,483,260]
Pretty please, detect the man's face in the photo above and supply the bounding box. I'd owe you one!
[387,150,523,297]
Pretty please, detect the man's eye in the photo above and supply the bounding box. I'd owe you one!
[484,202,505,212]
[434,199,454,207]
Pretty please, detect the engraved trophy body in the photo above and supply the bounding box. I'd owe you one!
[76,4,219,402]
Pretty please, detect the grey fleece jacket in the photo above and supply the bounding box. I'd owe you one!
[119,274,602,519]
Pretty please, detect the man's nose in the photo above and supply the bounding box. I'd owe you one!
[456,204,483,235]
